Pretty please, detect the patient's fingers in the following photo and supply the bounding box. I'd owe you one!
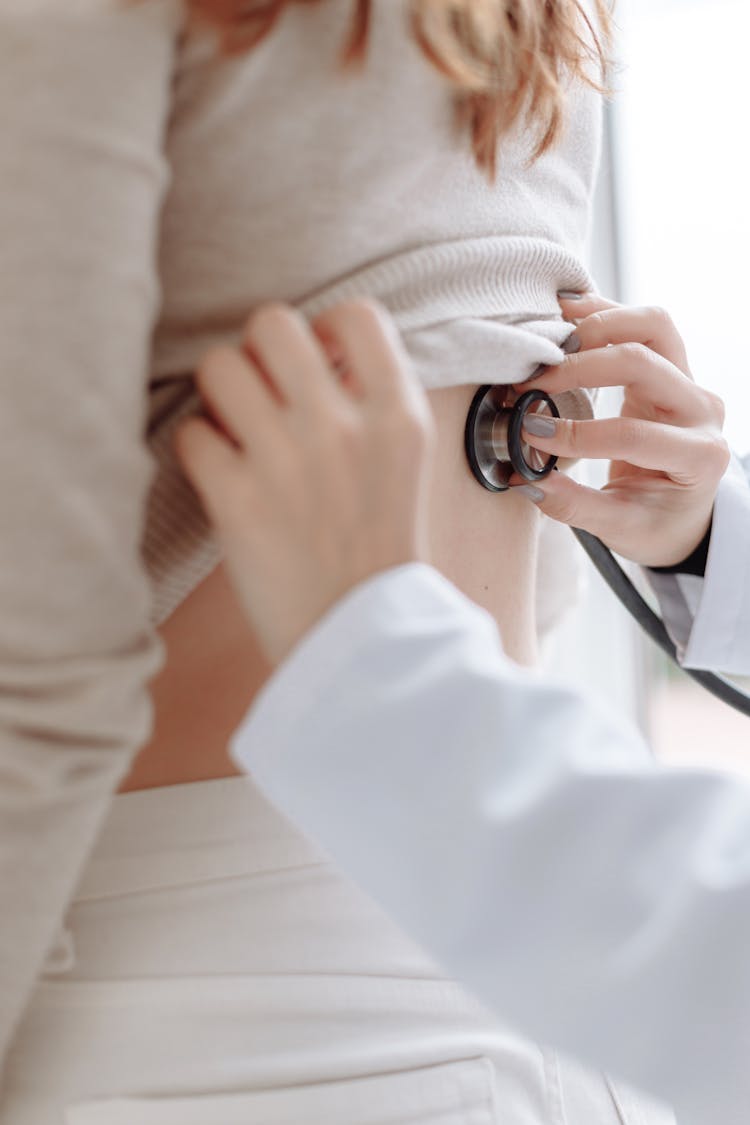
[173,414,249,525]
[242,303,343,414]
[194,345,283,452]
[312,299,420,411]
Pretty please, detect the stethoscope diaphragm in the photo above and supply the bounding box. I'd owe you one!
[465,384,560,492]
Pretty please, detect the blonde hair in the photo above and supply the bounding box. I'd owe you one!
[136,1,613,177]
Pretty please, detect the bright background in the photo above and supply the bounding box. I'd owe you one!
[541,0,750,773]
[616,0,750,458]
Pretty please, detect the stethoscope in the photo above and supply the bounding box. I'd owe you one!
[464,381,750,718]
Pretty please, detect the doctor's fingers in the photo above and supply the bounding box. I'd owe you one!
[567,305,690,374]
[508,468,661,551]
[527,344,720,428]
[509,469,640,542]
[557,292,620,321]
[520,416,731,484]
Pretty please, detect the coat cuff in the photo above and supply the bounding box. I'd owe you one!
[645,454,750,676]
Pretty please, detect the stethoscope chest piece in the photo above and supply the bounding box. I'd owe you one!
[465,384,560,492]
[463,381,750,719]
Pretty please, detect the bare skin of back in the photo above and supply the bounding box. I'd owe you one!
[119,384,540,793]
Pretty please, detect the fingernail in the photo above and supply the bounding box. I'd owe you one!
[514,484,546,502]
[526,363,549,383]
[562,332,581,355]
[557,290,584,300]
[523,414,557,437]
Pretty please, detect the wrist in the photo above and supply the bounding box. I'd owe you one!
[262,554,427,668]
[649,512,713,578]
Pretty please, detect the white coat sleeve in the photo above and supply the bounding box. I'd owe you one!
[231,562,750,1125]
[645,452,750,675]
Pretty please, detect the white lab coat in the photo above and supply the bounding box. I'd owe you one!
[230,453,750,1125]
[646,454,750,676]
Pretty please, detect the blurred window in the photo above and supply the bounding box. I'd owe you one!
[586,0,750,768]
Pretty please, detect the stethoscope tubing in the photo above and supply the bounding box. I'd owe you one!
[571,526,750,719]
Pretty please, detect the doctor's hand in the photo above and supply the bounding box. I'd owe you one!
[511,295,731,568]
[173,300,435,666]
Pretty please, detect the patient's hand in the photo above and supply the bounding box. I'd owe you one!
[511,295,731,567]
[173,300,435,665]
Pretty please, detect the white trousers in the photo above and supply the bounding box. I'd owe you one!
[1,777,676,1125]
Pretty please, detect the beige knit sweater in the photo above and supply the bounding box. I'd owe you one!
[0,0,600,1065]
